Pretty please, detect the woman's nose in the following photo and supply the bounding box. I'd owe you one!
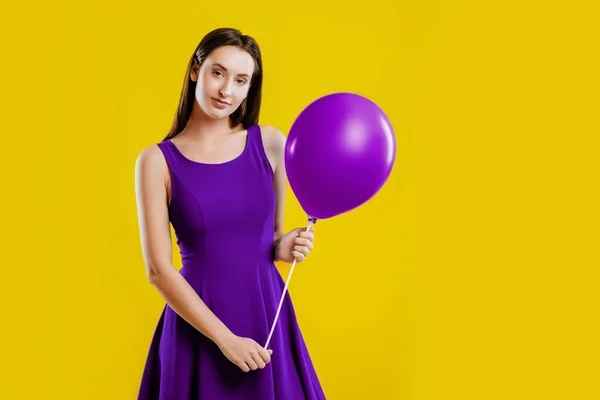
[220,83,233,97]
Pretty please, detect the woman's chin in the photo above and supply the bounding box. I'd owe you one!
[201,105,230,120]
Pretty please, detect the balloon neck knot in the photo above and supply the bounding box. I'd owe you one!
[307,216,318,224]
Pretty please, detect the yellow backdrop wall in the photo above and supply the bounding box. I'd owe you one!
[1,1,598,399]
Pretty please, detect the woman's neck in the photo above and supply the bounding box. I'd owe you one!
[177,103,243,142]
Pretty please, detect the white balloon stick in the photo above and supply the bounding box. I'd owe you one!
[264,220,314,349]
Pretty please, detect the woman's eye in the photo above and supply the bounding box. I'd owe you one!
[237,79,246,85]
[213,71,223,77]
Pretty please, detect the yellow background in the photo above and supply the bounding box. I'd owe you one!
[1,0,598,399]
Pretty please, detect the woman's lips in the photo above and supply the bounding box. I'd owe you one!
[211,98,230,109]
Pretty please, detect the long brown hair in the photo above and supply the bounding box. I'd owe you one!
[163,28,263,141]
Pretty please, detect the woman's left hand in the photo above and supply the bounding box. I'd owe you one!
[275,226,316,263]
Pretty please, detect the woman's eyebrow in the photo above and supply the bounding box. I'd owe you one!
[212,62,250,78]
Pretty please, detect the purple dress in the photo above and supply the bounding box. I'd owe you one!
[137,124,326,399]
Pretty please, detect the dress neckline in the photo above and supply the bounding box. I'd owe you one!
[167,126,252,166]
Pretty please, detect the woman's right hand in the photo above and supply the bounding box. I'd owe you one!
[218,334,273,372]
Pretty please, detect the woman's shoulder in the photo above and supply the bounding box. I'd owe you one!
[257,124,286,151]
[257,124,286,171]
[135,142,170,175]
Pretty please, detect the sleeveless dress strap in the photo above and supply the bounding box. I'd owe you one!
[247,124,275,177]
[156,140,175,166]
[156,140,184,205]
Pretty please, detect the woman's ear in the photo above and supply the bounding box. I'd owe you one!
[190,62,200,82]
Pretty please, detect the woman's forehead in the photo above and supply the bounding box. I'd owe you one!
[206,46,254,75]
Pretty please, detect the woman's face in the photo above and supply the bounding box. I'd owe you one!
[192,45,255,120]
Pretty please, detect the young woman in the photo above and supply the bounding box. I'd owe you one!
[134,28,326,399]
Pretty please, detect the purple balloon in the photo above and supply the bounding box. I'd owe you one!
[285,92,396,221]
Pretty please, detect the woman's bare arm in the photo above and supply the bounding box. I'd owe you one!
[260,125,315,263]
[260,125,287,241]
[134,145,233,347]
